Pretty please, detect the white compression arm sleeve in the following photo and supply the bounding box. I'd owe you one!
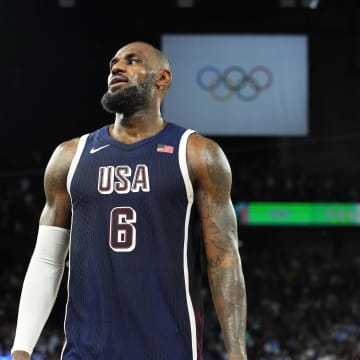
[11,225,70,355]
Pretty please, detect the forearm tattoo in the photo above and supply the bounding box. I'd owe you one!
[203,198,247,356]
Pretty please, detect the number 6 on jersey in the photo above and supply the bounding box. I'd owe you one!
[109,207,137,252]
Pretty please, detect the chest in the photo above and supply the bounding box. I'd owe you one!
[70,146,187,204]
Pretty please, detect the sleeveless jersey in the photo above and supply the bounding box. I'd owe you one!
[62,122,204,360]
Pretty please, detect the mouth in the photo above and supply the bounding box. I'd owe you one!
[109,76,128,89]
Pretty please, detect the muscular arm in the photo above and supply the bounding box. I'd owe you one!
[188,134,247,360]
[39,138,79,227]
[12,139,78,360]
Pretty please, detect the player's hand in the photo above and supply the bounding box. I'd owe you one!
[11,350,31,360]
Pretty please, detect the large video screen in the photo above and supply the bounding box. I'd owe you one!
[161,34,308,136]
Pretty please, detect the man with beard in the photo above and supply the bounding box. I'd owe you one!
[11,41,247,360]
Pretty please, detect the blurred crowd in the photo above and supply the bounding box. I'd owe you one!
[203,249,360,360]
[1,153,360,359]
[231,156,360,203]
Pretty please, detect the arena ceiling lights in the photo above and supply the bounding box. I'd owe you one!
[278,0,320,9]
[57,0,76,7]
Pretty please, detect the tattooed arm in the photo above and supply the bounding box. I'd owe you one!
[187,133,247,360]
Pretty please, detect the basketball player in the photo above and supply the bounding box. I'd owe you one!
[11,41,247,360]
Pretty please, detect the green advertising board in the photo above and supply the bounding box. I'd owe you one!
[236,202,360,226]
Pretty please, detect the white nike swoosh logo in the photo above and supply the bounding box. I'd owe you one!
[90,144,110,154]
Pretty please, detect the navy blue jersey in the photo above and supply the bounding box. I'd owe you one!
[62,122,204,360]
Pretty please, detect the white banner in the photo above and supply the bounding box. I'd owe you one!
[161,34,308,136]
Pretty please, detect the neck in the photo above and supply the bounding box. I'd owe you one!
[115,113,124,126]
[110,112,167,144]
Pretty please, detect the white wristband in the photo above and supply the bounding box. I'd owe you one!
[11,225,70,355]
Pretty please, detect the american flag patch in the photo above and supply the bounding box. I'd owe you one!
[157,144,174,154]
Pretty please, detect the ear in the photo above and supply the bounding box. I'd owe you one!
[156,69,172,90]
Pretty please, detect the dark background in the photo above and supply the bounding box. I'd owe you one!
[2,0,360,359]
[2,0,360,183]
[2,0,360,251]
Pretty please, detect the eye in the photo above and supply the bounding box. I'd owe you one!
[128,57,141,65]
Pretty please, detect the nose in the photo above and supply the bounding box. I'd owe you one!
[111,60,126,75]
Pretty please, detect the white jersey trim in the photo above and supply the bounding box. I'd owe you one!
[178,129,197,360]
[66,134,89,194]
[62,133,88,359]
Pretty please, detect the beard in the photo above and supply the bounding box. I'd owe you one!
[101,75,155,116]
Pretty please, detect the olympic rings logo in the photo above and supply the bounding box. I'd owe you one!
[196,65,273,101]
